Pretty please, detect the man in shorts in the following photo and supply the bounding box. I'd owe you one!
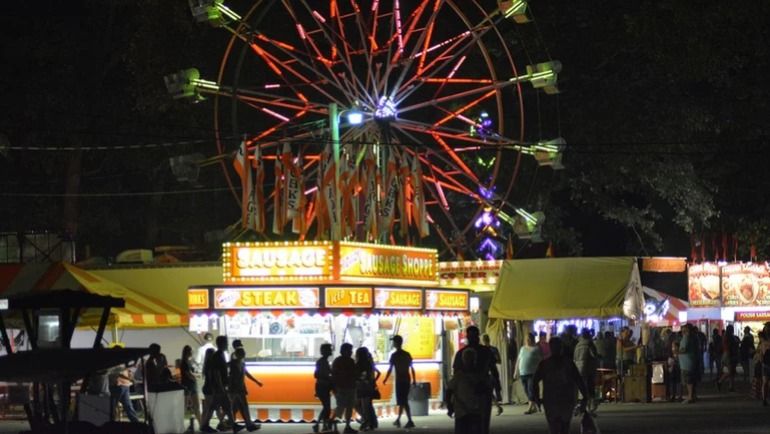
[383,335,416,429]
[332,343,358,434]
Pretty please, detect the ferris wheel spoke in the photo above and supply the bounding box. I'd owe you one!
[398,78,519,115]
[250,38,346,107]
[346,0,379,100]
[293,0,373,106]
[392,125,480,195]
[396,118,516,148]
[390,0,445,99]
[393,30,475,103]
[390,0,429,65]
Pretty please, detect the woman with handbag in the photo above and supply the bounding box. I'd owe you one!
[355,347,380,432]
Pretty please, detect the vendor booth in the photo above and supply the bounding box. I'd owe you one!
[188,241,472,422]
[488,257,645,403]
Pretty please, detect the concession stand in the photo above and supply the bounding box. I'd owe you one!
[187,241,471,422]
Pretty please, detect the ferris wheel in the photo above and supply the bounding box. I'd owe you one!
[171,0,563,258]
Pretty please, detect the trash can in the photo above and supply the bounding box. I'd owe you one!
[408,382,431,416]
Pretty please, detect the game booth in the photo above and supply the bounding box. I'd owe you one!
[188,241,473,422]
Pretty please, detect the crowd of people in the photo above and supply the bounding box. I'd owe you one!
[83,321,770,434]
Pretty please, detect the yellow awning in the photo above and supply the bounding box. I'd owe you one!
[488,257,644,320]
[64,264,189,328]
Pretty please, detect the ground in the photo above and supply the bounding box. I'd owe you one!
[2,380,769,433]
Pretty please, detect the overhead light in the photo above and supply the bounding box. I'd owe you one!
[346,111,364,125]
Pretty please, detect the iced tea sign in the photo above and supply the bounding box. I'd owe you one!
[688,262,721,307]
[721,262,770,307]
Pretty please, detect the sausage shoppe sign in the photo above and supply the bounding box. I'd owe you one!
[223,241,438,286]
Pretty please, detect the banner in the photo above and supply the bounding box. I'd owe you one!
[253,144,266,233]
[233,140,253,230]
[398,153,411,238]
[379,148,398,241]
[411,153,429,238]
[272,147,284,234]
[362,146,379,241]
[321,141,340,240]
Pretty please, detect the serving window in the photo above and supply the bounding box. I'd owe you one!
[191,311,453,363]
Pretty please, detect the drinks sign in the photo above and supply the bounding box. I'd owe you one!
[188,289,210,310]
[213,287,320,309]
[324,287,373,308]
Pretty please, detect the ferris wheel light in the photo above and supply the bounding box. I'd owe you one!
[374,96,397,119]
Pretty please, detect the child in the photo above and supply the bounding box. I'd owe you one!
[667,341,682,401]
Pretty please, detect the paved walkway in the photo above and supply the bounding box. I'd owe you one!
[2,380,769,433]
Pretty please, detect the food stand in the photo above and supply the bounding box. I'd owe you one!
[188,241,471,422]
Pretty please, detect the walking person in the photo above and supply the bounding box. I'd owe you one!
[383,335,417,429]
[513,332,542,415]
[447,347,485,434]
[451,326,501,434]
[538,331,552,360]
[708,328,722,376]
[740,326,755,383]
[573,328,600,414]
[678,324,700,403]
[200,348,221,433]
[202,335,240,433]
[229,347,262,432]
[717,324,740,392]
[181,345,202,429]
[482,334,504,415]
[756,331,770,405]
[332,343,358,434]
[313,343,334,433]
[145,343,169,392]
[532,337,589,434]
[355,347,380,432]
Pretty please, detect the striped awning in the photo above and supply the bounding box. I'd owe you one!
[643,286,689,325]
[0,263,187,328]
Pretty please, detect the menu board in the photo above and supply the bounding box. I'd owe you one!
[688,263,721,307]
[721,262,770,307]
[398,316,436,360]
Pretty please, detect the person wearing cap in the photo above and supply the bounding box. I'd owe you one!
[383,335,416,429]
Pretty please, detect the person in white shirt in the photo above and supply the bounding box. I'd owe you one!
[196,333,216,369]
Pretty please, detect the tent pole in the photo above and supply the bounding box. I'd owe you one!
[0,312,12,355]
[93,307,110,348]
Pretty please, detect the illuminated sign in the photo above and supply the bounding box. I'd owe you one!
[0,299,7,310]
[223,241,438,286]
[374,288,423,310]
[721,262,770,307]
[439,260,502,292]
[213,287,320,309]
[688,263,721,307]
[425,290,469,311]
[223,242,333,283]
[188,289,210,310]
[339,242,437,284]
[324,287,373,308]
[735,311,770,322]
[642,257,687,273]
